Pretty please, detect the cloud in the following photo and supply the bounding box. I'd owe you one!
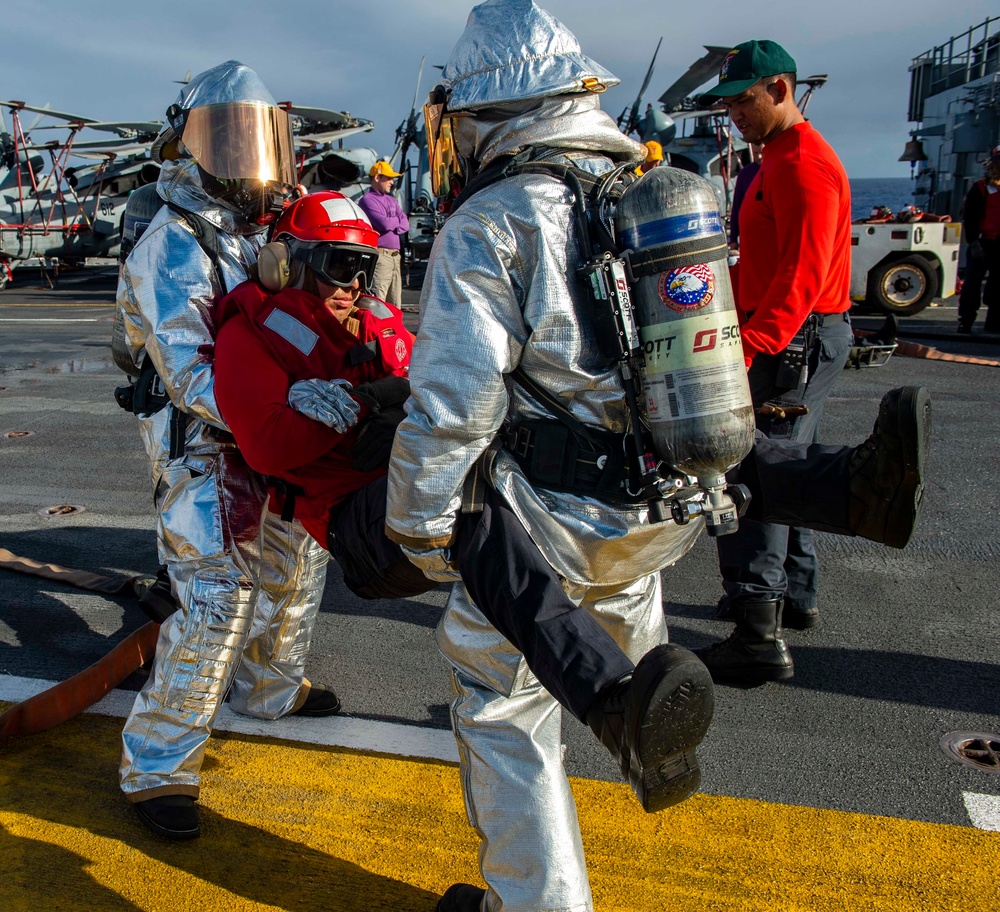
[0,0,994,177]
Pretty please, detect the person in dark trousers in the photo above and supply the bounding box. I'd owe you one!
[382,6,932,910]
[958,149,1000,334]
[696,39,855,685]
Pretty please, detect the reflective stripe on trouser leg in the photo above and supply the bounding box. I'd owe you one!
[438,572,665,912]
[120,447,267,799]
[228,510,329,719]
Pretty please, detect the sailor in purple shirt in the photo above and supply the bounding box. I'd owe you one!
[357,160,410,306]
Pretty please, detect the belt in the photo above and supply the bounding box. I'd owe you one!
[503,419,642,503]
[744,310,849,326]
[380,249,400,256]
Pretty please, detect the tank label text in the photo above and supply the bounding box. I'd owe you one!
[640,310,743,376]
[618,211,723,250]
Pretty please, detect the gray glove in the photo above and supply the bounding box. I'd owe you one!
[287,378,361,433]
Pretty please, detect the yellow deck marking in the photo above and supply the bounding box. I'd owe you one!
[1,711,998,911]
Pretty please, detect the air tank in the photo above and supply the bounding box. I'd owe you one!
[615,166,755,484]
[112,183,163,377]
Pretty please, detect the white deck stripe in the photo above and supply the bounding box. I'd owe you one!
[0,674,459,764]
[963,791,1000,832]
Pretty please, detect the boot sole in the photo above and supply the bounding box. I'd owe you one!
[133,801,200,840]
[629,644,715,813]
[884,386,931,549]
[704,662,795,686]
[782,610,819,630]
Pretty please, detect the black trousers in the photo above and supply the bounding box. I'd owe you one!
[327,474,633,721]
[716,314,853,609]
[958,237,1000,331]
[330,437,855,721]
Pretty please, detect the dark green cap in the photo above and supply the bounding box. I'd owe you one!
[700,39,797,99]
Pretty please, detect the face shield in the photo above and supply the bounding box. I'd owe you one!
[178,102,296,186]
[424,86,473,199]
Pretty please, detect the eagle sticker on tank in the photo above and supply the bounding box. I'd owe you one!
[659,264,715,312]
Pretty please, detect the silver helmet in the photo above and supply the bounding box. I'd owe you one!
[442,0,619,112]
[151,60,295,189]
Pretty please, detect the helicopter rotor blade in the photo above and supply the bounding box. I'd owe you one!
[0,100,97,126]
[637,37,662,102]
[657,45,733,111]
[619,38,662,136]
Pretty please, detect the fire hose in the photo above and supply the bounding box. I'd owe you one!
[0,548,161,738]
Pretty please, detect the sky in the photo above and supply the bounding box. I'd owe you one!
[3,0,997,179]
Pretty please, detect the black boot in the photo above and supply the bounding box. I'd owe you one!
[586,643,714,813]
[696,597,794,685]
[849,386,931,548]
[133,794,200,840]
[782,601,819,630]
[437,883,486,911]
[290,683,342,717]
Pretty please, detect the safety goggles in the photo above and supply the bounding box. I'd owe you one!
[290,241,379,290]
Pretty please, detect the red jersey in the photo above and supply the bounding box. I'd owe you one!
[737,121,852,365]
[213,281,413,544]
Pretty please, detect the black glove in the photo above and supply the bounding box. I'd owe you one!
[351,376,411,412]
[351,406,406,472]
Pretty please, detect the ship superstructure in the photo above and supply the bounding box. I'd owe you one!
[906,17,1000,216]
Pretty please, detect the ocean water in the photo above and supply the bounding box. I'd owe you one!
[849,177,916,222]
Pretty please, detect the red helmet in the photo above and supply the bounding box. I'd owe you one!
[260,191,381,292]
[895,204,924,223]
[869,205,893,221]
[272,191,379,248]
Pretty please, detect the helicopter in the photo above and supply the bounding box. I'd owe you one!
[0,99,164,288]
[0,95,381,289]
[289,104,378,200]
[618,42,827,218]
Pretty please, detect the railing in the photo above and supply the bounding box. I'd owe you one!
[911,17,999,102]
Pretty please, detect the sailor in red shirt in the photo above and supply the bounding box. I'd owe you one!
[958,149,1000,333]
[695,40,855,685]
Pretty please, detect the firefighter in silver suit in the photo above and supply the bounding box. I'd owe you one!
[117,61,336,841]
[387,3,931,910]
[386,5,710,909]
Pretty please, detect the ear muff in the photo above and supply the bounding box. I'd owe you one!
[257,241,291,292]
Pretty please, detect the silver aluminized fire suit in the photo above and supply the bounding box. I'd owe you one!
[117,155,328,801]
[385,6,705,907]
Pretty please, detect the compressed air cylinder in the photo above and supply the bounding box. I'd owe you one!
[615,166,755,479]
[112,183,162,377]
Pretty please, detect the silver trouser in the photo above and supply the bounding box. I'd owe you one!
[229,514,327,718]
[120,409,328,800]
[440,572,665,912]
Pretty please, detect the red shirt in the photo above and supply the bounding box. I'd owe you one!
[213,281,413,544]
[737,121,852,365]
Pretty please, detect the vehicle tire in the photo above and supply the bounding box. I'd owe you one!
[866,255,938,316]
